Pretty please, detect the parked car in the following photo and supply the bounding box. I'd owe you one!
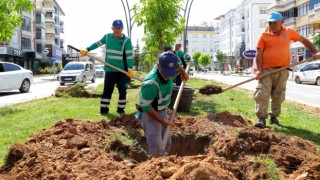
[188,67,195,76]
[0,62,33,93]
[244,67,252,74]
[94,64,105,77]
[58,61,96,85]
[294,60,320,85]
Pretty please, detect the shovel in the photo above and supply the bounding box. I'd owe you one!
[160,63,191,153]
[218,58,315,93]
[67,45,143,82]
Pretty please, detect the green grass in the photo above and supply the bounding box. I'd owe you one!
[0,77,319,166]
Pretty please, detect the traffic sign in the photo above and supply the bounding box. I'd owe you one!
[243,50,256,58]
[51,56,56,62]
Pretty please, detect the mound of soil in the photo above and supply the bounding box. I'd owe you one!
[0,112,319,179]
[55,84,101,98]
[199,85,222,95]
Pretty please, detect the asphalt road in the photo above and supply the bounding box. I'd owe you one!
[194,72,320,108]
[0,76,104,107]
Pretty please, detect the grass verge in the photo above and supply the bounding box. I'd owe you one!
[0,77,319,166]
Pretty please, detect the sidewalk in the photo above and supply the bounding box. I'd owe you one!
[33,74,58,84]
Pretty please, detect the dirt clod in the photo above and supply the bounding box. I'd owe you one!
[199,85,222,95]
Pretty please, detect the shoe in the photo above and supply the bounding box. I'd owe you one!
[270,117,283,127]
[100,107,109,115]
[254,119,266,128]
[117,109,125,115]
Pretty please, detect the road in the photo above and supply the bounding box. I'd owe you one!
[0,76,104,107]
[194,72,320,108]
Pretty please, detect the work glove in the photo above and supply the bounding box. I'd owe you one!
[80,49,88,56]
[128,68,134,79]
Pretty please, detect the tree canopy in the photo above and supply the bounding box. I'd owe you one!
[199,54,212,67]
[133,0,185,51]
[0,0,33,41]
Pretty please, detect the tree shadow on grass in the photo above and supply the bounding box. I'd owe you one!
[278,125,320,146]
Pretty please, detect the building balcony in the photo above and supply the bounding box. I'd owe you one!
[268,0,296,12]
[314,3,320,12]
[284,17,296,25]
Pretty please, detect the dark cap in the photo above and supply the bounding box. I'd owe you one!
[112,19,123,28]
[163,46,172,52]
[157,52,178,77]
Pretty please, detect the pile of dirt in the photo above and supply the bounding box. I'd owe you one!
[55,84,101,98]
[199,85,222,95]
[0,112,319,179]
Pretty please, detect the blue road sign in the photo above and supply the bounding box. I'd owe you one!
[52,56,56,62]
[243,50,256,58]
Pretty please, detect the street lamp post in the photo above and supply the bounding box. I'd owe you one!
[181,0,194,53]
[120,0,136,38]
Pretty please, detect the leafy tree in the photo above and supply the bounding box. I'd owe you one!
[133,0,185,51]
[192,51,201,72]
[312,31,320,50]
[215,50,228,73]
[0,0,33,41]
[199,54,212,67]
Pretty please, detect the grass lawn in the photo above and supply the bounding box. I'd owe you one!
[0,77,319,166]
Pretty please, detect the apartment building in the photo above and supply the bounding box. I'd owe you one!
[215,0,273,70]
[268,0,320,63]
[174,23,215,61]
[0,0,65,73]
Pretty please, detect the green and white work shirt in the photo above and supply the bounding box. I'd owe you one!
[138,66,175,112]
[87,33,133,72]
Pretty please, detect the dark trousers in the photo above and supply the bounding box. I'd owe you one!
[175,74,182,86]
[100,72,127,113]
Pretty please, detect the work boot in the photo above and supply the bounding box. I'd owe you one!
[254,118,266,128]
[117,108,125,115]
[100,107,109,115]
[270,117,283,127]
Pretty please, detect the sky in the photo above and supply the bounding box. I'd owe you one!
[56,0,243,52]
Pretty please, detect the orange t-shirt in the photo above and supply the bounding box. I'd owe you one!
[256,26,300,69]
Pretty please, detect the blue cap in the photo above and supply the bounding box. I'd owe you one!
[158,52,177,77]
[163,46,172,52]
[112,20,123,28]
[268,12,283,22]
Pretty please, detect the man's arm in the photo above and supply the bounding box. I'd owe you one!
[255,48,264,79]
[146,108,171,127]
[299,36,318,54]
[176,65,189,81]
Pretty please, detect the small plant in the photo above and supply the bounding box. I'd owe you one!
[264,157,283,180]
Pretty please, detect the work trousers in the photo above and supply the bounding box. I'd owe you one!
[254,68,289,119]
[100,72,127,112]
[140,110,172,157]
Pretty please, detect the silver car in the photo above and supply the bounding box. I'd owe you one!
[0,62,33,93]
[94,64,105,77]
[58,61,96,85]
[294,60,320,86]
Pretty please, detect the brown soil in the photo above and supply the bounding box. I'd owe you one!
[0,112,319,180]
[199,85,222,95]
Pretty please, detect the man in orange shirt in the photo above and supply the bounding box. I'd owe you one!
[254,12,320,128]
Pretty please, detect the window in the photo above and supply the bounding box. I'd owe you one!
[55,38,59,46]
[192,34,198,38]
[298,2,309,16]
[22,16,31,32]
[259,7,268,14]
[3,63,21,71]
[54,16,59,24]
[10,30,19,48]
[21,35,31,50]
[54,27,60,35]
[36,43,44,53]
[260,20,267,28]
[202,34,206,38]
[36,28,46,40]
[54,6,59,15]
[36,12,45,25]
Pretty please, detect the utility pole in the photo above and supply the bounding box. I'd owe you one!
[120,0,135,38]
[181,0,194,53]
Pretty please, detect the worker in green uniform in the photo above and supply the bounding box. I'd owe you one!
[136,52,189,157]
[80,20,133,115]
[174,44,187,86]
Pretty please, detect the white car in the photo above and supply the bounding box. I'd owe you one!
[0,62,33,93]
[58,61,96,85]
[94,64,105,77]
[294,60,320,86]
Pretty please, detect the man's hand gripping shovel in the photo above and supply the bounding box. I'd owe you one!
[68,45,143,82]
[160,63,191,153]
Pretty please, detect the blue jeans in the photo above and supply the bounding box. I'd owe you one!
[140,110,172,157]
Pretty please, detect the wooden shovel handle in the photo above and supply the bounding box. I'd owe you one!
[222,58,315,92]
